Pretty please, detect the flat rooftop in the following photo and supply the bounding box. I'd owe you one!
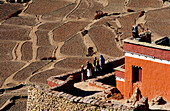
[123,36,170,51]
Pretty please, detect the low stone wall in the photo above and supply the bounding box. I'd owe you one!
[88,73,116,90]
[27,85,137,111]
[27,85,150,111]
[48,56,125,88]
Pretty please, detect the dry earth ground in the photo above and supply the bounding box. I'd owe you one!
[0,0,169,110]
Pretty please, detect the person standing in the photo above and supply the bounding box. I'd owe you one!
[94,57,100,73]
[100,55,105,70]
[81,65,85,81]
[87,61,92,78]
[93,57,97,72]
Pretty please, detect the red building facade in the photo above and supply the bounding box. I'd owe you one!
[115,37,170,101]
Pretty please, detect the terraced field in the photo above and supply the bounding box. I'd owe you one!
[0,0,169,110]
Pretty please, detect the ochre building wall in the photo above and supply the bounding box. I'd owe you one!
[124,56,170,101]
[115,70,125,96]
[116,80,125,96]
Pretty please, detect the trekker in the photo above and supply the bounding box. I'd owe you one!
[93,57,100,73]
[81,65,85,81]
[93,57,97,72]
[100,55,105,70]
[86,61,92,78]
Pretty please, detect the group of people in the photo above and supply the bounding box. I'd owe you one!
[81,55,105,81]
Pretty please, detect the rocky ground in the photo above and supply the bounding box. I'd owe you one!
[0,0,170,110]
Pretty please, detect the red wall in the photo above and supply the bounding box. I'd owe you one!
[116,80,125,96]
[48,81,58,88]
[124,56,170,101]
[115,70,125,96]
[124,42,170,60]
[115,70,125,79]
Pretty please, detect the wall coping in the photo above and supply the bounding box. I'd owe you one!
[47,56,125,86]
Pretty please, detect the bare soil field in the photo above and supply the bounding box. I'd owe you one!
[61,34,87,56]
[145,7,170,22]
[145,7,170,37]
[117,12,139,39]
[68,0,89,19]
[0,95,13,108]
[102,0,125,13]
[38,22,62,31]
[42,3,76,21]
[81,0,103,20]
[36,30,51,46]
[0,3,23,21]
[29,68,71,84]
[0,25,31,41]
[146,21,170,37]
[53,21,89,42]
[3,16,36,26]
[0,41,16,61]
[0,0,170,110]
[92,17,115,26]
[21,42,33,61]
[127,0,163,10]
[36,46,55,60]
[13,61,49,81]
[25,0,71,15]
[89,26,123,56]
[0,62,25,88]
[54,57,94,70]
[8,100,27,111]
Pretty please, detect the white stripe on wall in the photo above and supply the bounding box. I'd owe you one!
[125,52,170,65]
[116,77,125,82]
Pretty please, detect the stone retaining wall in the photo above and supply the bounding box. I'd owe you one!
[27,85,139,111]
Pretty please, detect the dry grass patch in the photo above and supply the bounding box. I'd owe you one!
[25,0,71,15]
[13,61,49,81]
[53,21,89,42]
[0,3,23,21]
[36,30,51,46]
[61,34,87,56]
[89,26,123,56]
[0,61,25,88]
[42,3,76,21]
[37,46,55,60]
[0,25,31,41]
[54,57,93,70]
[21,41,33,61]
[29,68,71,84]
[0,41,16,61]
[3,16,36,26]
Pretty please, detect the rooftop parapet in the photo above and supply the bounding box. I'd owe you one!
[123,36,170,51]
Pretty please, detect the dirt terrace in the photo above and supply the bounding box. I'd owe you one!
[0,0,169,110]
